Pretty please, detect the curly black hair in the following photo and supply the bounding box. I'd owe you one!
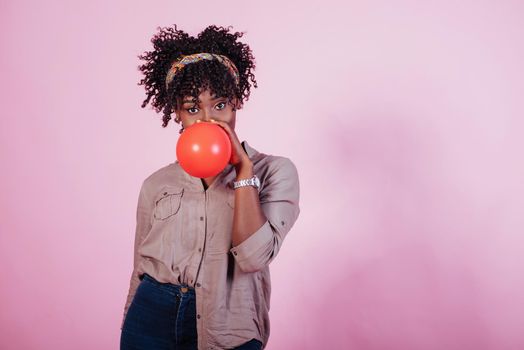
[137,24,258,128]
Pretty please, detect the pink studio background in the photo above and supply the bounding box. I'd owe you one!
[1,1,523,349]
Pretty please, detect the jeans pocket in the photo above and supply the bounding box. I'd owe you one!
[120,282,174,349]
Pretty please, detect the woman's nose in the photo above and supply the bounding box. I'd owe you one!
[200,109,216,122]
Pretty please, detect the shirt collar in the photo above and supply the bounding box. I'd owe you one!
[241,140,259,160]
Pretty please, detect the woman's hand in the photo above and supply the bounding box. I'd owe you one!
[196,119,251,168]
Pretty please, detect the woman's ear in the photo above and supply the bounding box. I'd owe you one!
[173,97,182,114]
[172,104,181,123]
[231,98,242,111]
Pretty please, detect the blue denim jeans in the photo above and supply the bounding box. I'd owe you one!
[120,273,263,350]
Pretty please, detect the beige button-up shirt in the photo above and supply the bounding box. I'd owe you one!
[121,140,300,349]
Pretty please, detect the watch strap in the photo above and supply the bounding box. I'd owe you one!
[233,174,260,190]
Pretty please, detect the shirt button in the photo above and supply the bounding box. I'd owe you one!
[190,279,193,284]
[198,248,202,252]
[197,314,201,319]
[200,216,204,221]
[196,283,201,287]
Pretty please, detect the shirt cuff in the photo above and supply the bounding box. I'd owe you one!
[229,219,273,272]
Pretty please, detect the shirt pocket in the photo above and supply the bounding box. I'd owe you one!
[153,187,184,220]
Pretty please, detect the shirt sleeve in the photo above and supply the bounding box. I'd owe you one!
[229,156,301,273]
[121,179,154,330]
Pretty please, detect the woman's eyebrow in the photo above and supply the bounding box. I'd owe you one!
[182,96,224,104]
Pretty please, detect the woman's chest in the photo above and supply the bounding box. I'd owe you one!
[143,185,236,255]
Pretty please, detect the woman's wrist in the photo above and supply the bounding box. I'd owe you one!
[234,158,253,179]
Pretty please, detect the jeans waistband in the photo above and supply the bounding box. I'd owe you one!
[141,272,195,295]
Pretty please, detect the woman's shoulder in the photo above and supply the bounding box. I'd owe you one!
[139,162,180,193]
[245,140,298,173]
[255,153,299,184]
[258,153,295,168]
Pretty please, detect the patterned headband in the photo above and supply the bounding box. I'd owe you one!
[165,52,240,90]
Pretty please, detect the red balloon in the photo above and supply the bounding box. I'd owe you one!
[176,122,232,178]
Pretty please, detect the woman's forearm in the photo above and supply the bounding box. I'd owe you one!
[231,160,267,247]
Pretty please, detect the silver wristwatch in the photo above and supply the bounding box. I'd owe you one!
[233,174,260,190]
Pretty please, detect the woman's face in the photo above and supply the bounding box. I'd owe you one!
[174,89,239,131]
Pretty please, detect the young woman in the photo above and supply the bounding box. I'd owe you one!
[120,24,301,350]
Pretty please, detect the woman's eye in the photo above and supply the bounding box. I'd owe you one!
[186,102,225,114]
